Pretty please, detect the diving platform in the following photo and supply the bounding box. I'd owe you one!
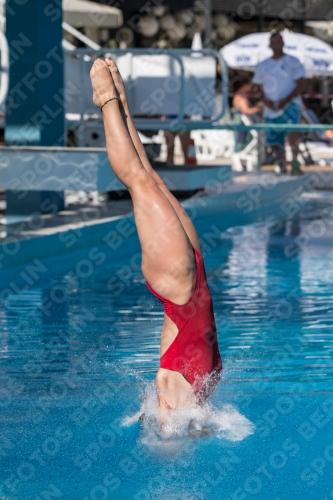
[0,146,233,193]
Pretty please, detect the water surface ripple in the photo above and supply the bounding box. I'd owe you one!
[1,196,333,499]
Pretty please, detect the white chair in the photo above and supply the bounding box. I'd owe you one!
[191,129,235,162]
[231,114,258,172]
[299,106,333,166]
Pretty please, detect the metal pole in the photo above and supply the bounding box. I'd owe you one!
[257,131,266,169]
[204,0,211,48]
[300,0,305,33]
[79,53,85,147]
[258,6,264,32]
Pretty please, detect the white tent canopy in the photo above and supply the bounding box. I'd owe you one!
[221,30,333,78]
[63,0,122,28]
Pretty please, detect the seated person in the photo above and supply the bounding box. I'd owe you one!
[232,76,263,152]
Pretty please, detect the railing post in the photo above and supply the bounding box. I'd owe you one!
[79,53,86,148]
[257,131,266,170]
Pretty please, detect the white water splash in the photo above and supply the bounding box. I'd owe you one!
[121,382,254,453]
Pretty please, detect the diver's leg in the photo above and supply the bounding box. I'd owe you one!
[104,58,202,253]
[90,59,195,304]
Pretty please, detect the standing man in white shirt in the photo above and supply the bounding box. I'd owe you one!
[252,31,305,174]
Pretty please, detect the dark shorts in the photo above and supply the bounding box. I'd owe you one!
[265,101,301,147]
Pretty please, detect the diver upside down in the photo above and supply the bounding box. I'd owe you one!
[90,58,222,412]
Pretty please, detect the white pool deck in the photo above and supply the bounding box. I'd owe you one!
[0,171,320,270]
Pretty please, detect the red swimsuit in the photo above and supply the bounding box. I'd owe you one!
[146,248,222,398]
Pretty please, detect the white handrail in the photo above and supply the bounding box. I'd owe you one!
[0,27,9,108]
[0,12,5,32]
[62,38,76,51]
[62,21,101,50]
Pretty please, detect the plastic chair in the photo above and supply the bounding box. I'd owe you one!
[191,129,235,161]
[232,114,258,172]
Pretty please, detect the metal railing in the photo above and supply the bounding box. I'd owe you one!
[63,47,229,140]
[63,45,333,134]
[142,122,333,131]
[0,24,9,109]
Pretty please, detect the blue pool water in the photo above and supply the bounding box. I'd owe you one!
[1,195,333,500]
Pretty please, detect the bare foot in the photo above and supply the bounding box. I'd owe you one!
[105,58,127,107]
[90,58,118,109]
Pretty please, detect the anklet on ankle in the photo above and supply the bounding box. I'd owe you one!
[100,97,119,111]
